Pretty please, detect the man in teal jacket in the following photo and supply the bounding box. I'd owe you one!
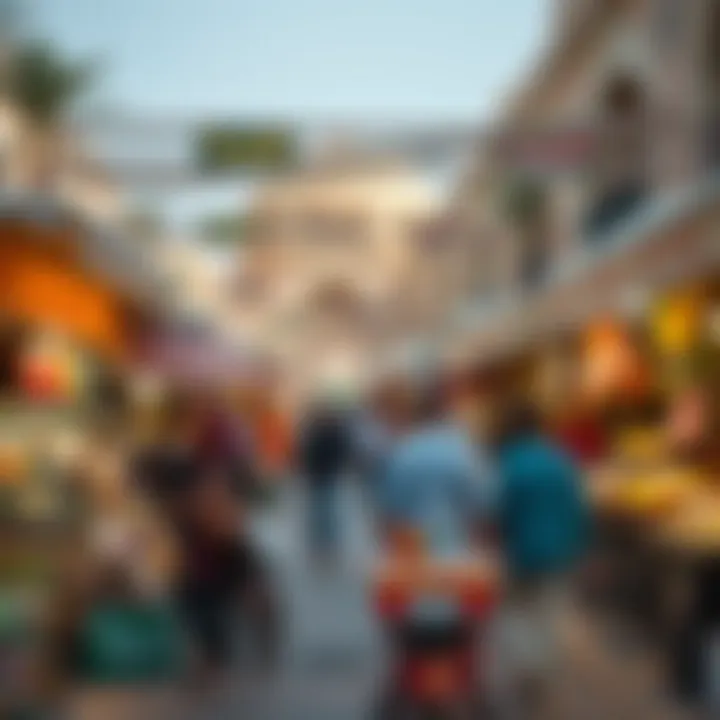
[495,400,591,714]
[497,402,590,580]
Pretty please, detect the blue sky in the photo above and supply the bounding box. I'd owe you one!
[34,0,548,224]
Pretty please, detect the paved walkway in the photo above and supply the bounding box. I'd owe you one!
[238,479,382,720]
[70,480,705,719]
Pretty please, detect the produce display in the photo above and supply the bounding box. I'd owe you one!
[658,495,720,552]
[603,469,703,520]
[614,429,668,466]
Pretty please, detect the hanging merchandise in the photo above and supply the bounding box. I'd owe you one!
[581,321,650,403]
[652,288,705,358]
[666,385,710,455]
[532,344,578,413]
[18,331,87,404]
[19,332,60,402]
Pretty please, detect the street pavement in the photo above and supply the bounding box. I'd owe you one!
[70,479,704,719]
[243,480,701,720]
[239,479,383,720]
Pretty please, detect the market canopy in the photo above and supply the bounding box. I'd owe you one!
[0,190,169,310]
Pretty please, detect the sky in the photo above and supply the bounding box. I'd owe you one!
[32,0,549,226]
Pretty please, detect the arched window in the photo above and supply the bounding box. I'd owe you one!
[585,74,648,240]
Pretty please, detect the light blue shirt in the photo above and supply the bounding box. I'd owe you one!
[380,422,496,559]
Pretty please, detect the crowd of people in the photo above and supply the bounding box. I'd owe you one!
[297,372,591,716]
[44,371,593,718]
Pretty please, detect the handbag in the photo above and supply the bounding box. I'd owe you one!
[74,599,185,684]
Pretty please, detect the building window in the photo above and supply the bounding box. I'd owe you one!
[584,75,648,240]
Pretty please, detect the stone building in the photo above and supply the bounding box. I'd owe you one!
[448,0,720,363]
[233,148,442,396]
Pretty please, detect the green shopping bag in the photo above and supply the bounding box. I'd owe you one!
[75,600,185,684]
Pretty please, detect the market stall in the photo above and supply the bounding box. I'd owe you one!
[580,278,720,703]
[0,198,163,716]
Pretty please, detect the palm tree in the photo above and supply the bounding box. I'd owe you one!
[7,41,95,189]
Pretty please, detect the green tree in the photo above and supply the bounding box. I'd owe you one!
[8,41,96,188]
[9,41,95,127]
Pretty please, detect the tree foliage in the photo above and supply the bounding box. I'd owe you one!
[8,41,96,126]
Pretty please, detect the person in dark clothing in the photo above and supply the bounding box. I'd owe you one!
[133,391,200,512]
[134,393,278,685]
[174,470,273,678]
[298,399,353,561]
[494,399,591,716]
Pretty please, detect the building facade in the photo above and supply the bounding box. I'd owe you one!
[449,0,720,363]
[233,149,443,396]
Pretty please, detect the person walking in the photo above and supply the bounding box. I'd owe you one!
[190,396,279,674]
[378,375,496,561]
[134,393,277,695]
[297,396,353,563]
[494,399,591,718]
[373,375,497,716]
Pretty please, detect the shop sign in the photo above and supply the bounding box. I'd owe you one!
[491,126,597,176]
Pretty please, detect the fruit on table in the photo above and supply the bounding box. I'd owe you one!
[0,448,27,485]
[615,431,665,461]
[663,499,720,549]
[610,471,700,517]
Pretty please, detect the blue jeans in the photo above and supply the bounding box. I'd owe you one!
[308,480,339,555]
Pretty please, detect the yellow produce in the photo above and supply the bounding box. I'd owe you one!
[615,430,666,463]
[662,497,720,551]
[0,445,27,484]
[608,470,701,518]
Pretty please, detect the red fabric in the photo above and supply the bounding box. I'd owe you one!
[556,417,608,465]
[401,643,476,702]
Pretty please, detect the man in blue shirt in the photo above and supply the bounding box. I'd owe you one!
[379,378,496,560]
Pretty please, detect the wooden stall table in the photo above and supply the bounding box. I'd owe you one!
[587,464,702,632]
[651,492,720,705]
